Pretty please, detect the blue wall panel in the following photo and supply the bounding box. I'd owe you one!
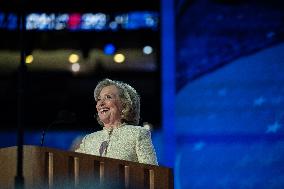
[175,43,284,188]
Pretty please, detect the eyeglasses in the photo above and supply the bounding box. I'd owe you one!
[99,140,109,156]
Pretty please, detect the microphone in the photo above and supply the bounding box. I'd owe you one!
[40,110,76,146]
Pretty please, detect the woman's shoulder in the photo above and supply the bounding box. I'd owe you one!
[122,125,150,134]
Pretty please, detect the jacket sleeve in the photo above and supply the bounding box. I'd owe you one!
[136,128,158,165]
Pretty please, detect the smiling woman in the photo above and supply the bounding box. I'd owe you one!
[96,85,123,128]
[75,78,158,165]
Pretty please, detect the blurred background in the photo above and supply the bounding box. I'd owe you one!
[1,0,284,188]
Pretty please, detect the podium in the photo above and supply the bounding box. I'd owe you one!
[0,145,173,189]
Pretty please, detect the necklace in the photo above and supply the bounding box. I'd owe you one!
[100,123,126,156]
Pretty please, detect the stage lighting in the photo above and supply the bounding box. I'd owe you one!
[113,53,125,63]
[25,55,33,64]
[69,54,79,63]
[104,44,116,55]
[2,11,159,31]
[71,63,80,72]
[68,13,81,30]
[109,21,118,30]
[143,45,153,55]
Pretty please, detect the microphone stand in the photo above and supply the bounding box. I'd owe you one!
[15,1,27,188]
[40,120,64,147]
[40,110,77,146]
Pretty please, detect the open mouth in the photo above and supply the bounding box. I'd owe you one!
[99,108,110,114]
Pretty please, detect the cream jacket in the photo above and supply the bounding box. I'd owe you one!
[75,125,158,165]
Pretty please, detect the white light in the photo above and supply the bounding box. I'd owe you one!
[143,46,153,55]
[55,14,69,30]
[69,54,79,63]
[113,53,125,63]
[71,63,80,72]
[81,13,107,30]
[26,13,55,30]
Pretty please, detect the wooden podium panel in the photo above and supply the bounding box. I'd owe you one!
[0,145,173,189]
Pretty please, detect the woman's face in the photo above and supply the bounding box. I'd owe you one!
[96,85,123,126]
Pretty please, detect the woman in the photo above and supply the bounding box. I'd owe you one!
[76,78,158,165]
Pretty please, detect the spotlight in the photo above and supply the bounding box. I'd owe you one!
[69,54,79,63]
[25,55,33,64]
[71,63,80,72]
[113,53,125,63]
[104,44,116,55]
[143,46,153,55]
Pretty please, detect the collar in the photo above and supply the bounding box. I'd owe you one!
[103,123,127,132]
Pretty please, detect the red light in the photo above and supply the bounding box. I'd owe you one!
[68,13,81,29]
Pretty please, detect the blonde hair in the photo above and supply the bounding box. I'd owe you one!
[94,78,140,125]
